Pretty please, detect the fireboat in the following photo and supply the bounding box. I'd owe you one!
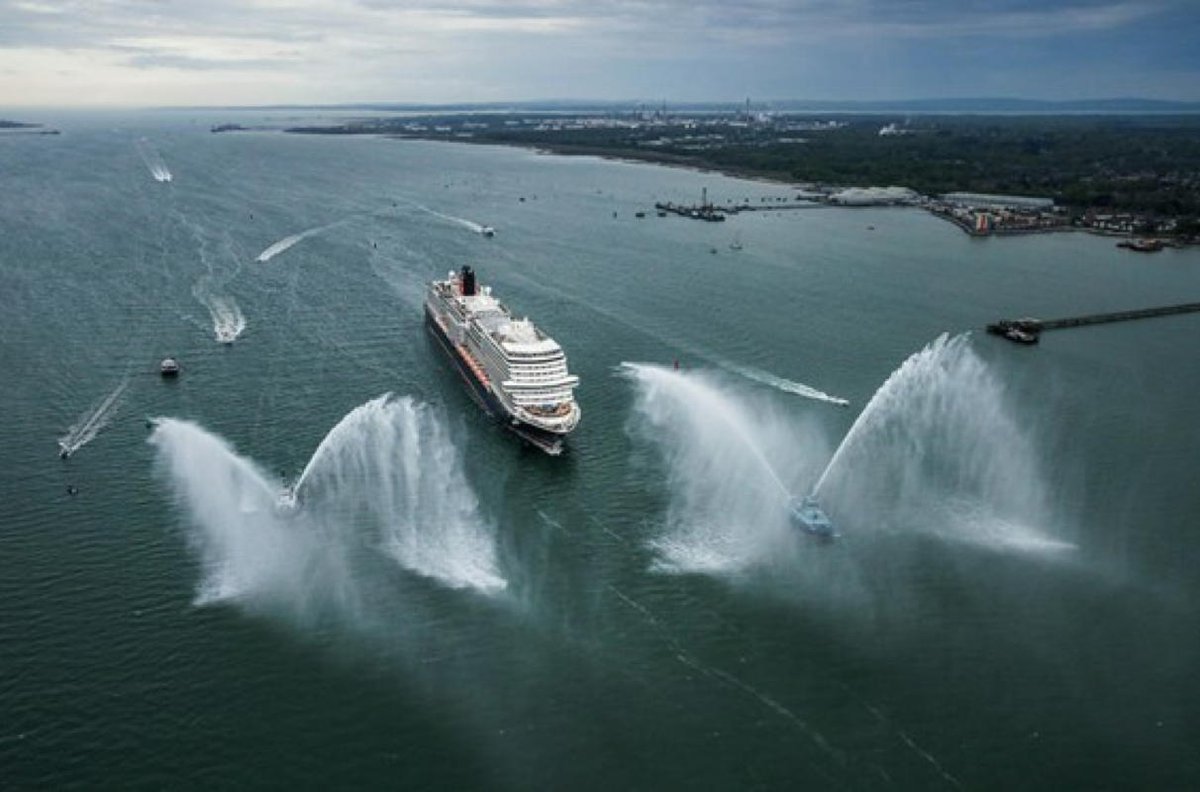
[788,495,839,541]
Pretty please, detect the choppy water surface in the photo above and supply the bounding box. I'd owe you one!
[2,111,1198,788]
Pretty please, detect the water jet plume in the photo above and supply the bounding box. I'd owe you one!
[149,396,506,620]
[621,362,830,574]
[815,334,1074,555]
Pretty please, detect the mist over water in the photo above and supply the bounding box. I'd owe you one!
[151,418,310,608]
[291,395,506,593]
[625,334,1073,580]
[150,395,505,621]
[622,362,831,574]
[816,334,1074,555]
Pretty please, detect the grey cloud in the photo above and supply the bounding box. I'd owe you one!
[123,53,278,70]
[0,0,328,48]
[0,0,1173,54]
[0,0,1193,106]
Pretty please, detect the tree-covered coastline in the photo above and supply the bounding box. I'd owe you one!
[285,112,1200,229]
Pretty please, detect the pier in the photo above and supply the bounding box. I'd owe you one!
[654,201,727,221]
[653,199,825,221]
[654,187,825,221]
[988,301,1200,343]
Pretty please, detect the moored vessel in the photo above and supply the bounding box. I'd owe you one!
[1117,238,1164,252]
[425,266,581,454]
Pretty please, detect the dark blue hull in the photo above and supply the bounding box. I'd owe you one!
[425,307,566,454]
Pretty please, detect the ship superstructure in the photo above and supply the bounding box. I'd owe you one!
[425,266,581,453]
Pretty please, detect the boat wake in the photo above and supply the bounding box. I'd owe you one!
[135,138,172,183]
[209,295,246,344]
[59,379,128,458]
[491,268,845,407]
[149,395,506,616]
[724,362,849,407]
[255,221,342,262]
[815,333,1075,556]
[416,204,491,235]
[621,362,830,574]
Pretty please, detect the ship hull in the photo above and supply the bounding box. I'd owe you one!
[424,307,567,455]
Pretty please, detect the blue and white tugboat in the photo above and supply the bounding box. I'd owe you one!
[425,265,581,454]
[788,495,839,541]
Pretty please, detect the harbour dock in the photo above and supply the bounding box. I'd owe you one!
[654,187,824,221]
[655,201,726,221]
[988,302,1200,343]
[653,199,824,221]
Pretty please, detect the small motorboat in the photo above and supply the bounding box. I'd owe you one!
[160,357,181,376]
[480,226,496,237]
[788,495,839,540]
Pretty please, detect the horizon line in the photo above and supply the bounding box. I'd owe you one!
[6,96,1200,114]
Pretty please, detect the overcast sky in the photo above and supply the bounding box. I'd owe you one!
[2,0,1198,107]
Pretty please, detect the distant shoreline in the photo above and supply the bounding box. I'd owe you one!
[385,134,1195,245]
[278,121,1198,245]
[0,119,59,135]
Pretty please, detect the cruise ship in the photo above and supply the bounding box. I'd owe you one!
[425,266,581,454]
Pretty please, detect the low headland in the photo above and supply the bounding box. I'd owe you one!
[0,119,59,135]
[276,107,1200,244]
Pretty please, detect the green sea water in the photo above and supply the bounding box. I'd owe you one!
[1,111,1198,789]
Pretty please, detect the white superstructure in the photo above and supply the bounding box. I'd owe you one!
[425,266,581,446]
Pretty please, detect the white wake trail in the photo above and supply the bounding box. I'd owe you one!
[58,379,128,458]
[416,204,489,235]
[256,221,342,262]
[204,294,246,344]
[491,267,844,407]
[724,362,849,406]
[135,138,172,183]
